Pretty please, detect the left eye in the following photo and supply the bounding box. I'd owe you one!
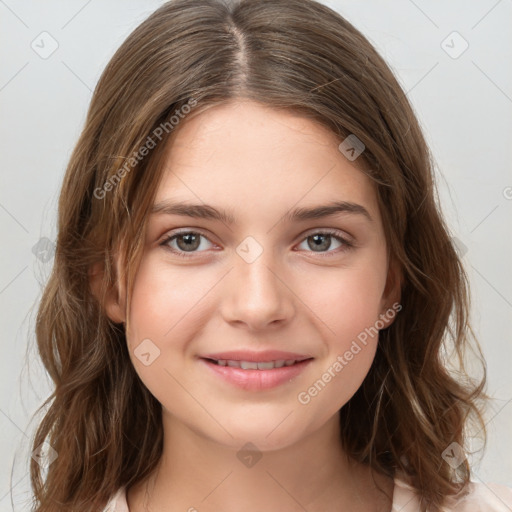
[296,231,353,255]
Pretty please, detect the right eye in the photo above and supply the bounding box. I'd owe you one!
[160,230,215,258]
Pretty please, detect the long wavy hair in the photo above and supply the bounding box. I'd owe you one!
[28,0,488,510]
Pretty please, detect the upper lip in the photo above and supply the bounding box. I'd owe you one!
[201,350,313,362]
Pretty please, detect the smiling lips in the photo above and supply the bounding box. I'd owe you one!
[210,359,301,370]
[199,350,314,391]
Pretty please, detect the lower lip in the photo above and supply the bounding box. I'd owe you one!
[200,358,314,391]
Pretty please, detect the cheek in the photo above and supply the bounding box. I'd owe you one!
[126,255,211,345]
[124,255,218,391]
[299,262,386,345]
[296,302,381,414]
[123,258,199,413]
[294,263,385,406]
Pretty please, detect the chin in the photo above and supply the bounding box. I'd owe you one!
[226,435,298,455]
[214,422,306,453]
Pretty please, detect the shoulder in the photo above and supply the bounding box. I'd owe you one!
[441,480,512,511]
[102,486,129,512]
[101,479,512,512]
[393,475,512,511]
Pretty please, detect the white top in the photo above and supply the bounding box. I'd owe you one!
[102,475,512,511]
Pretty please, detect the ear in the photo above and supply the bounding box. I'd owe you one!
[378,256,402,329]
[89,255,126,324]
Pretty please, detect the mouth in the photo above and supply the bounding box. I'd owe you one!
[201,357,312,370]
[199,356,314,391]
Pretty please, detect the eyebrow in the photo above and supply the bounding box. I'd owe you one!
[151,199,373,224]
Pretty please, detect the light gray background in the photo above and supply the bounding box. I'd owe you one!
[1,0,511,510]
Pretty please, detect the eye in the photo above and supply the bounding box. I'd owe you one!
[295,229,354,256]
[159,228,354,259]
[160,230,215,258]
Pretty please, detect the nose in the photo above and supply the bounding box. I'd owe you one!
[220,246,295,331]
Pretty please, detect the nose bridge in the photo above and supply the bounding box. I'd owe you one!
[222,235,293,328]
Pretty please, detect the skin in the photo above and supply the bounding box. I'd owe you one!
[103,100,401,511]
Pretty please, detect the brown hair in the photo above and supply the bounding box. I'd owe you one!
[28,0,488,510]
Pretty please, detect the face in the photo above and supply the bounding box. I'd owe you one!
[108,100,400,451]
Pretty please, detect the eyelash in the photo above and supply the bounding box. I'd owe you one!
[159,228,354,259]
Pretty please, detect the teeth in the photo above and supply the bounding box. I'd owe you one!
[252,361,273,370]
[240,361,259,370]
[213,359,299,369]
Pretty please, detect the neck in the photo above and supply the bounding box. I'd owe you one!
[127,411,394,512]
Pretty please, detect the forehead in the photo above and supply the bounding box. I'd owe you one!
[154,100,380,227]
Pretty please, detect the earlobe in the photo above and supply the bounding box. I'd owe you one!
[104,293,126,325]
[89,260,126,324]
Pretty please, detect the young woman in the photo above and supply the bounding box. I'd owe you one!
[29,1,512,511]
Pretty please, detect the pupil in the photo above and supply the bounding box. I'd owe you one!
[177,233,200,251]
[308,234,330,251]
